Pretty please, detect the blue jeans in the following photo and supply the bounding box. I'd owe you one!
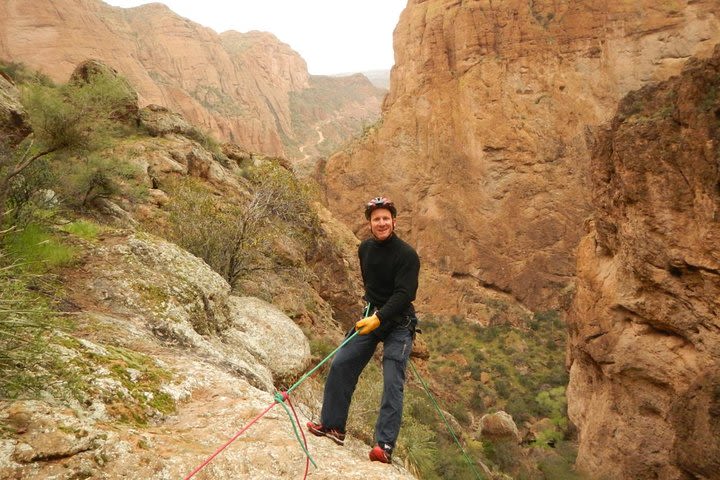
[320,325,413,448]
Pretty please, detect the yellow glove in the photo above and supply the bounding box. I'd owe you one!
[355,314,381,335]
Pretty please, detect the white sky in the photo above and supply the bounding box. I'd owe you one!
[103,0,407,75]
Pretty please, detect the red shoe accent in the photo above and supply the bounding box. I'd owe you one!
[369,445,392,464]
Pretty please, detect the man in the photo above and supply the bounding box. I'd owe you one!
[307,196,420,464]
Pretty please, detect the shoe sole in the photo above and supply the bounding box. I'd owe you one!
[307,424,345,446]
[326,432,345,446]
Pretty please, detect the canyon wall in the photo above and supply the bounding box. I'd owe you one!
[567,46,720,480]
[321,0,720,319]
[0,0,384,159]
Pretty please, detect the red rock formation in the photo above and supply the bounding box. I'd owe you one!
[0,0,383,159]
[321,0,720,317]
[568,46,720,480]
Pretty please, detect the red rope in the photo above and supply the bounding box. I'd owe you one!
[286,395,310,480]
[183,401,278,480]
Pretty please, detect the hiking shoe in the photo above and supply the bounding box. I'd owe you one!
[306,421,345,446]
[369,443,393,464]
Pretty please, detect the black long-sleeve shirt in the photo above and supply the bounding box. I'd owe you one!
[358,233,420,337]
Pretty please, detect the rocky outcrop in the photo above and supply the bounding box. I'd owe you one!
[321,0,720,317]
[0,0,384,160]
[0,230,416,479]
[307,202,365,329]
[0,72,30,147]
[70,58,140,126]
[567,46,720,480]
[139,103,196,138]
[74,232,311,392]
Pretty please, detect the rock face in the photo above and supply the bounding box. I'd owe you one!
[0,231,415,479]
[321,0,720,317]
[0,0,384,160]
[0,72,30,147]
[567,47,720,480]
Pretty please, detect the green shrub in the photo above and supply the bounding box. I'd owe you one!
[397,417,439,476]
[53,153,144,209]
[60,219,102,240]
[308,336,335,361]
[408,391,439,426]
[450,404,471,426]
[0,250,57,398]
[156,177,262,287]
[246,161,319,231]
[156,162,319,288]
[3,223,76,272]
[483,438,521,473]
[5,156,55,224]
[536,386,567,420]
[417,310,571,476]
[537,442,585,479]
[0,60,54,86]
[20,68,134,155]
[2,66,139,228]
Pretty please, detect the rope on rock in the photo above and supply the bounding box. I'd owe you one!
[182,400,278,480]
[183,329,360,480]
[274,390,316,471]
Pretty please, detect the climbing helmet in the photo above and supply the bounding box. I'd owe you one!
[365,196,397,220]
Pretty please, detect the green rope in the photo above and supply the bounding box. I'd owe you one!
[286,329,360,395]
[286,304,372,397]
[274,392,318,468]
[409,360,485,480]
[277,305,368,467]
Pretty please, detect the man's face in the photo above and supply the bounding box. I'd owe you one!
[369,208,395,241]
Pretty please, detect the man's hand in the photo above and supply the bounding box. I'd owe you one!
[355,314,380,335]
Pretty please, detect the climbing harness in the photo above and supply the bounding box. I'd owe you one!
[409,360,486,480]
[183,329,360,480]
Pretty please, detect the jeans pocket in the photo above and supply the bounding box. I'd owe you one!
[384,329,413,363]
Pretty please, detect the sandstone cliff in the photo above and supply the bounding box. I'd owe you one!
[567,46,720,480]
[0,0,384,160]
[321,0,720,318]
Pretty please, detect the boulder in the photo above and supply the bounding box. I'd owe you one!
[69,59,139,125]
[139,104,196,137]
[0,73,31,147]
[78,232,311,392]
[480,410,520,442]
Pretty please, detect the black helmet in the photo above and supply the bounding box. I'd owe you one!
[365,196,397,220]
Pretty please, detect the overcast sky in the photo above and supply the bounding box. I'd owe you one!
[103,0,407,75]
